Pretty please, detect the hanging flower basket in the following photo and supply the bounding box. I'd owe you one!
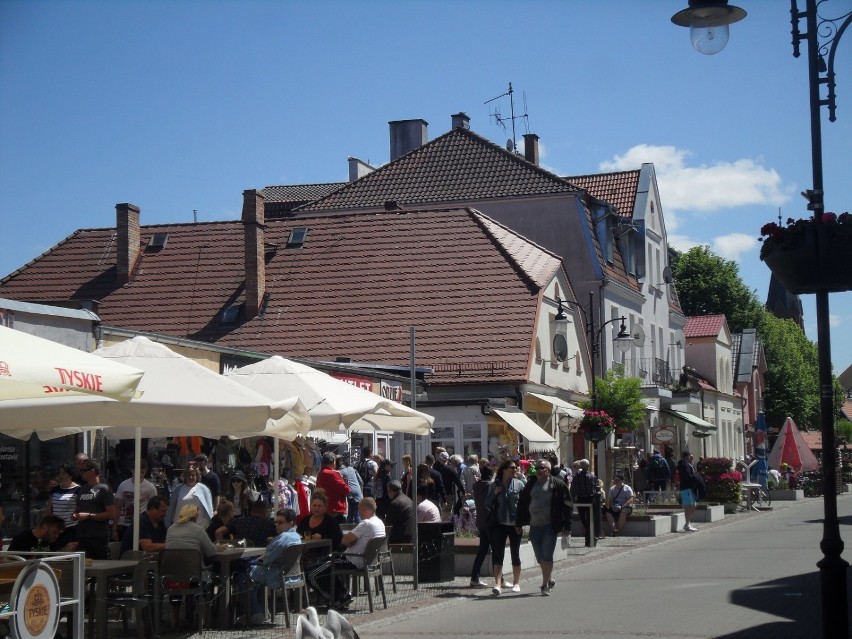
[759,213,852,294]
[579,410,616,442]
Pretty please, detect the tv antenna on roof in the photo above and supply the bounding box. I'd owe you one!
[485,82,529,154]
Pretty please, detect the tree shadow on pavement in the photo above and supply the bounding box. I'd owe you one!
[715,569,852,639]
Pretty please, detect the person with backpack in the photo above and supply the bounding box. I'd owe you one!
[647,450,671,492]
[569,458,599,547]
[356,446,378,498]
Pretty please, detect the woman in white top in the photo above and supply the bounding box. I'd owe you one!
[166,467,213,530]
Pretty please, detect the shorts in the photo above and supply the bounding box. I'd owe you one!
[528,526,557,564]
[680,489,697,506]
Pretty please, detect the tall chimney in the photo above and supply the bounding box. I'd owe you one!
[242,189,266,319]
[115,203,140,285]
[451,112,470,130]
[523,133,540,166]
[389,119,428,161]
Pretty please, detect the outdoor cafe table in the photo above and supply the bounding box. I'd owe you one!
[85,558,140,639]
[211,546,265,628]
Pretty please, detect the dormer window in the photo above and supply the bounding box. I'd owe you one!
[595,207,614,263]
[219,304,241,326]
[287,227,308,248]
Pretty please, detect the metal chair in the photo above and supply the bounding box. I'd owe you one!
[269,544,310,628]
[377,536,397,593]
[106,556,157,639]
[329,536,387,613]
[159,548,212,634]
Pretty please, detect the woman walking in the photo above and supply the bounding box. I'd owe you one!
[469,465,493,588]
[486,459,524,595]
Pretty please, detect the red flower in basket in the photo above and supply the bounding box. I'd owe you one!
[579,410,616,434]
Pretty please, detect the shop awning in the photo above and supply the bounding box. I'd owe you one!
[493,408,557,452]
[661,408,718,433]
[527,393,585,418]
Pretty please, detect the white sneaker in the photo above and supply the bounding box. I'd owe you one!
[684,524,697,532]
[491,585,501,596]
[511,583,521,593]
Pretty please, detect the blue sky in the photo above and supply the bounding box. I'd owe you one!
[1,0,850,373]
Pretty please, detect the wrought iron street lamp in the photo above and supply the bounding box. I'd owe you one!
[672,2,851,636]
[553,291,633,412]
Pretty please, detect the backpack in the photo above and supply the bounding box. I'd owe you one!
[650,456,669,479]
[357,458,374,496]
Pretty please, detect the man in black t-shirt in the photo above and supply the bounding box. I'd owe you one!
[192,454,221,509]
[119,495,169,557]
[73,459,115,559]
[9,515,68,552]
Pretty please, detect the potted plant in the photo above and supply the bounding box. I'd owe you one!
[579,410,616,442]
[697,457,742,512]
[759,212,852,294]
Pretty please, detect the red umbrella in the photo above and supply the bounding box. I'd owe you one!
[779,420,803,469]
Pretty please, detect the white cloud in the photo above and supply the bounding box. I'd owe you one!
[599,144,790,220]
[666,233,703,254]
[712,233,758,261]
[829,313,841,328]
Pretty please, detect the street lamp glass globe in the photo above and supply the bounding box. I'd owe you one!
[691,24,730,54]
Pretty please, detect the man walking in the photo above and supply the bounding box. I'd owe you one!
[516,459,572,596]
[73,459,115,559]
[569,459,598,546]
[647,449,670,492]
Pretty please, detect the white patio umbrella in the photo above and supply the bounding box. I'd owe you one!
[226,355,434,435]
[0,325,144,402]
[0,336,313,551]
[0,336,311,440]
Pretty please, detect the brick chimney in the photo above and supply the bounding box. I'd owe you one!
[523,133,540,166]
[115,203,140,285]
[242,189,266,319]
[451,112,470,130]
[389,119,428,161]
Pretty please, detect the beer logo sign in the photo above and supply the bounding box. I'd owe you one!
[23,584,50,636]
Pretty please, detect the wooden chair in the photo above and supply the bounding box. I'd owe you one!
[329,536,387,613]
[158,548,212,634]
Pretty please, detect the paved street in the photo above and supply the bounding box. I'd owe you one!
[355,496,852,639]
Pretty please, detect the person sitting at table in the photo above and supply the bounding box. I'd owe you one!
[221,499,276,547]
[296,489,343,551]
[8,514,75,552]
[119,495,169,557]
[207,498,235,541]
[165,504,217,630]
[240,508,301,625]
[306,497,385,610]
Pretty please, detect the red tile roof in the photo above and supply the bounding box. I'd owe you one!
[684,315,727,338]
[563,170,641,219]
[298,127,581,212]
[0,208,561,386]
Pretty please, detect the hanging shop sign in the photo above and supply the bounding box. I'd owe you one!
[652,426,676,444]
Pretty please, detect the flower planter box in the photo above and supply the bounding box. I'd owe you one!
[762,221,852,294]
[693,504,726,522]
[620,514,670,537]
[452,537,540,577]
[769,489,804,501]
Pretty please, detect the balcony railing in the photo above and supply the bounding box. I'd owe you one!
[618,357,675,388]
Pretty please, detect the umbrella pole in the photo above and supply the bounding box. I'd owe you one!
[133,428,141,552]
[410,326,419,591]
[274,437,280,513]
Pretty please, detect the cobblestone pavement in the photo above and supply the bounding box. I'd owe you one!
[90,505,776,638]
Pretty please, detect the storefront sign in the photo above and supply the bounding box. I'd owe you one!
[380,380,403,402]
[652,426,675,444]
[331,374,373,391]
[10,561,60,639]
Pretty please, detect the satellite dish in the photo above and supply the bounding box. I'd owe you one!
[662,266,673,284]
[674,329,686,349]
[506,139,515,152]
[552,334,568,362]
[632,325,646,348]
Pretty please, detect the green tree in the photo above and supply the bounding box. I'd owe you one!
[671,246,764,333]
[580,365,646,432]
[756,313,820,427]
